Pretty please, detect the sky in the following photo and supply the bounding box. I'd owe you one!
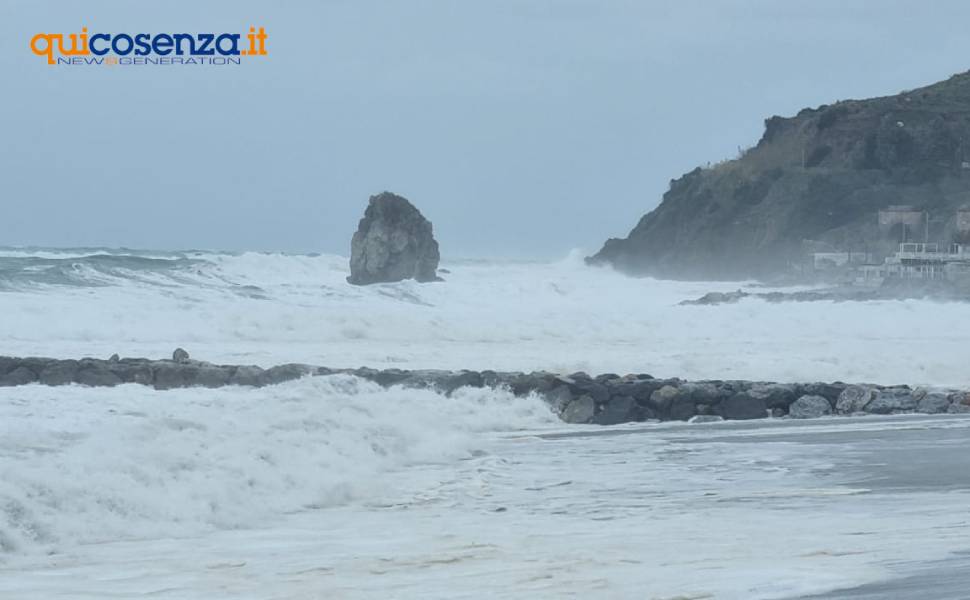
[4,1,970,258]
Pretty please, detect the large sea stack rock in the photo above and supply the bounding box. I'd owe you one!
[588,70,970,280]
[347,192,441,285]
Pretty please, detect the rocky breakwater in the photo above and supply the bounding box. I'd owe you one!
[2,350,969,425]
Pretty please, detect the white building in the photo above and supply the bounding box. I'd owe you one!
[859,242,970,285]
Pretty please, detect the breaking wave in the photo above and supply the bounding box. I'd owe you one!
[0,375,556,555]
[1,246,970,384]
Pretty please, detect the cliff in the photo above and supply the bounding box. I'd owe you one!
[589,71,970,280]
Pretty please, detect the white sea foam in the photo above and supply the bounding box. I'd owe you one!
[2,404,969,599]
[0,376,556,555]
[0,247,968,385]
[2,248,970,598]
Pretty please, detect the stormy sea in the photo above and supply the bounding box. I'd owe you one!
[1,247,969,599]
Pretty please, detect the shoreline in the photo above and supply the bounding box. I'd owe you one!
[2,353,968,425]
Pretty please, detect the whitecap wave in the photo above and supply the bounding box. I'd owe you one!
[0,246,968,384]
[0,376,556,555]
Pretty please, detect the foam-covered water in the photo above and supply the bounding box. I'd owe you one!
[3,401,970,599]
[2,248,970,598]
[0,377,555,555]
[0,247,968,384]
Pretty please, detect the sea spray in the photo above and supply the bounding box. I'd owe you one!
[1,247,970,384]
[0,375,555,556]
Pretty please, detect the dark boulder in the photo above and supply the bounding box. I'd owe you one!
[39,360,78,385]
[593,395,641,425]
[355,368,410,387]
[399,370,483,394]
[748,383,798,409]
[263,364,315,386]
[0,356,17,376]
[948,393,970,414]
[678,382,722,405]
[75,362,122,387]
[481,370,520,389]
[567,379,611,404]
[950,391,970,407]
[648,384,680,412]
[800,382,846,406]
[153,363,189,390]
[668,395,698,421]
[836,385,875,414]
[439,370,484,394]
[594,373,621,383]
[543,385,574,413]
[152,362,233,389]
[789,395,832,419]
[720,392,768,420]
[230,365,267,387]
[193,365,233,388]
[0,366,37,386]
[110,360,154,385]
[917,392,951,414]
[510,372,556,396]
[20,358,54,376]
[615,378,667,405]
[867,388,917,414]
[347,192,441,285]
[561,394,595,424]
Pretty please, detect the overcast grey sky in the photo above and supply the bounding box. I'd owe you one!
[4,1,970,258]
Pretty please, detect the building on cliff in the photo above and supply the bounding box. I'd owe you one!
[811,251,873,271]
[957,205,970,240]
[808,204,970,285]
[878,205,927,242]
[860,242,970,285]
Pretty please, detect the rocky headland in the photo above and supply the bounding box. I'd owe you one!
[2,352,967,425]
[589,70,970,281]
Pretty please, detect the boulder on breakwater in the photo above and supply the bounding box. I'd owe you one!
[1,353,968,425]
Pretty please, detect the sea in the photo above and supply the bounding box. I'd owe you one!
[0,247,968,599]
